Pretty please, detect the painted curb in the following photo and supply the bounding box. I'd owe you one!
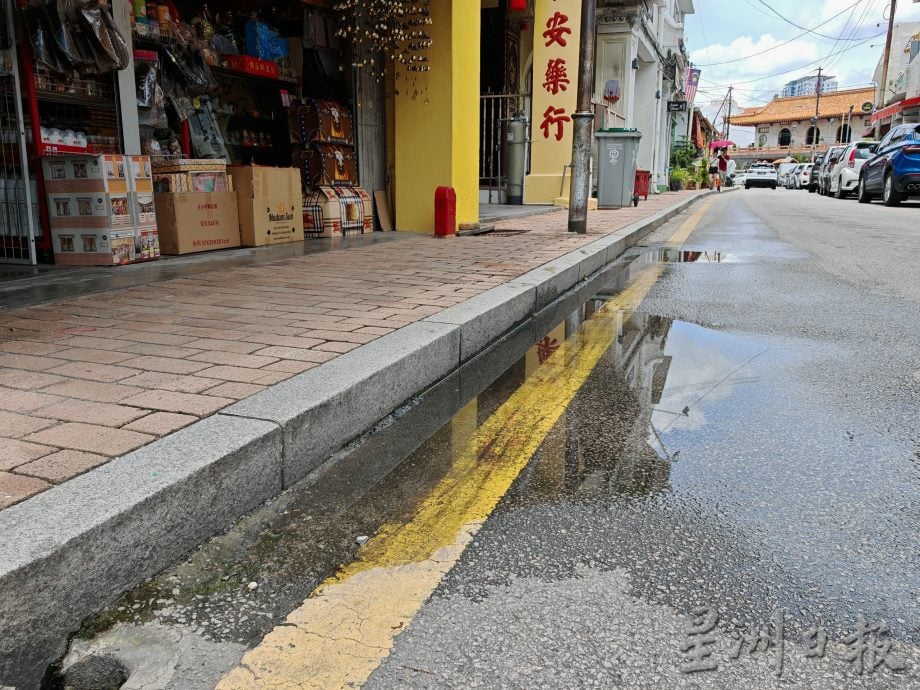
[0,190,716,688]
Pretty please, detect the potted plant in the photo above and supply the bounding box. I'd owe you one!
[697,163,709,189]
[669,167,689,191]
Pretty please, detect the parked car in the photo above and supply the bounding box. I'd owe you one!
[732,171,748,187]
[776,162,799,186]
[829,141,878,198]
[796,164,814,190]
[817,146,847,195]
[743,163,777,189]
[785,164,804,188]
[858,123,920,205]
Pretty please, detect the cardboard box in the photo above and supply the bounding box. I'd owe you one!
[42,155,129,194]
[52,228,136,266]
[48,192,132,230]
[238,196,304,246]
[154,192,240,254]
[126,155,153,193]
[303,186,372,238]
[131,192,157,227]
[135,226,160,260]
[228,166,301,199]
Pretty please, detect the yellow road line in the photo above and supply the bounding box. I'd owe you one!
[216,199,714,690]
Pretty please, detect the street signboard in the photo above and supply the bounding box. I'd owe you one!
[668,101,687,112]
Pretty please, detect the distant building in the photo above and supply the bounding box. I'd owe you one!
[728,86,876,150]
[781,75,838,98]
[870,22,920,136]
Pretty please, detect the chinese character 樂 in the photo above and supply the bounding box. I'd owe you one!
[542,58,570,95]
[680,605,720,673]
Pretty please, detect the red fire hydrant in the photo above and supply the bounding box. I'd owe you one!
[434,186,456,237]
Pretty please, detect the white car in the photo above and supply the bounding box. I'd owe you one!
[743,164,777,189]
[829,141,878,198]
[795,164,814,190]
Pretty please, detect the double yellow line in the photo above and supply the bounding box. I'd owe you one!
[217,198,715,689]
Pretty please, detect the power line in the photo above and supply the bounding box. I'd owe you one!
[752,0,877,41]
[692,0,867,67]
[697,31,885,88]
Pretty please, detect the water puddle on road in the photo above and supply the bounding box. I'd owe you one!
[55,253,920,687]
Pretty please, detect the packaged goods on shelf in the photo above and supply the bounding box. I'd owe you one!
[303,186,372,238]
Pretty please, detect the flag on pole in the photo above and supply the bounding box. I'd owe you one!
[684,68,701,106]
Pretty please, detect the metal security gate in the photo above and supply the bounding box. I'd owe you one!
[480,93,526,204]
[0,0,38,264]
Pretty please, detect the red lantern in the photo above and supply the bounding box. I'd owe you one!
[509,0,526,11]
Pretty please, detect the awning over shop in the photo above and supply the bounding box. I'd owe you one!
[870,95,920,124]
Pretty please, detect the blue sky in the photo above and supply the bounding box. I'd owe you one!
[687,0,920,140]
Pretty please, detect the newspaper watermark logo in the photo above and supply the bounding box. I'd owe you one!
[680,606,908,678]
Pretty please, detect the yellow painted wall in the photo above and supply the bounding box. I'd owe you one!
[393,1,480,233]
[524,0,582,204]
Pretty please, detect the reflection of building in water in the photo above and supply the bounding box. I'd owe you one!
[519,307,675,500]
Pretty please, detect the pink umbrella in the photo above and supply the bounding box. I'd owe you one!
[709,139,735,148]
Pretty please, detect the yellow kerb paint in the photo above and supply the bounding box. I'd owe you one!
[217,198,715,689]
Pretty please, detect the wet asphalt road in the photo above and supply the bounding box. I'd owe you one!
[365,189,920,688]
[59,188,920,689]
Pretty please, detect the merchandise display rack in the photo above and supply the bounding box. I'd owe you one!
[15,0,125,261]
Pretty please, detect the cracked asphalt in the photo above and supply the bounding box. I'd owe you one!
[59,189,920,688]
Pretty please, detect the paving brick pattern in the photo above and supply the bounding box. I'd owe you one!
[0,192,702,508]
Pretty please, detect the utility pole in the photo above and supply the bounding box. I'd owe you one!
[876,0,897,138]
[813,67,822,160]
[724,86,733,140]
[568,0,597,234]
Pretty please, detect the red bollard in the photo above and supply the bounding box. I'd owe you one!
[434,186,456,237]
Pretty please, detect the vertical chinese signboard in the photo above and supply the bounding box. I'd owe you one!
[524,0,582,204]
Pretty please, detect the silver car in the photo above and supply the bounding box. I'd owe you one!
[829,141,878,198]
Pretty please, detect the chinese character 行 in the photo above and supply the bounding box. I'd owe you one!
[728,610,785,677]
[680,605,720,673]
[543,12,572,48]
[543,58,570,95]
[540,105,571,141]
[842,617,906,675]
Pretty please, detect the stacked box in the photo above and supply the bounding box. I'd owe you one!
[152,159,232,194]
[127,155,160,261]
[303,186,372,238]
[293,99,358,187]
[154,192,240,254]
[228,166,304,247]
[42,155,156,266]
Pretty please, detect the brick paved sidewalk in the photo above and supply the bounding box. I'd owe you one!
[0,191,704,509]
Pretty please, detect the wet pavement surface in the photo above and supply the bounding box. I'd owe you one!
[56,189,920,688]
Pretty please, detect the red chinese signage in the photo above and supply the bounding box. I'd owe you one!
[539,10,573,141]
